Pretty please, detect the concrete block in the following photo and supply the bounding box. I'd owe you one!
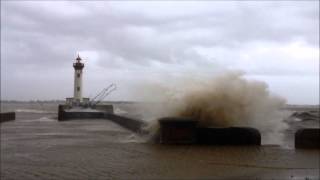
[158,117,198,144]
[0,112,15,123]
[197,127,261,145]
[58,105,66,120]
[157,117,261,145]
[295,128,320,149]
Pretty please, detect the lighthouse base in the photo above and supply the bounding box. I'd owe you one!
[66,97,90,107]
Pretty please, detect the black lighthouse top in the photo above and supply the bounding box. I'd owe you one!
[73,54,84,70]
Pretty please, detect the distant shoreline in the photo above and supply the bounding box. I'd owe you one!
[0,100,140,104]
[1,100,319,107]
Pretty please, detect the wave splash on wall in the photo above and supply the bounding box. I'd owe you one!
[139,71,288,145]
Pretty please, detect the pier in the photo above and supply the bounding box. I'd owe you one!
[0,112,15,123]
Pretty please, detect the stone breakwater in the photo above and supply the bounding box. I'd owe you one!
[157,117,261,145]
[0,112,15,123]
[58,104,147,134]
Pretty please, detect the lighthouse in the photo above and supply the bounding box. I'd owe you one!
[73,54,84,105]
[58,54,115,120]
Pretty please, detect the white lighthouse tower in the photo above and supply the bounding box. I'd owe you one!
[60,54,115,118]
[73,54,84,105]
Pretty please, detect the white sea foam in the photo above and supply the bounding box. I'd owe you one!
[37,117,56,121]
[114,108,128,115]
[120,134,147,143]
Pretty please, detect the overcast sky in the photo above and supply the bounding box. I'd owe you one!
[1,1,319,104]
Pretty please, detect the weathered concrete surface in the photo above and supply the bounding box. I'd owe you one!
[158,117,197,144]
[295,128,320,149]
[157,117,261,145]
[58,104,113,120]
[0,112,15,123]
[60,111,105,120]
[57,104,146,133]
[197,127,261,145]
[104,113,147,134]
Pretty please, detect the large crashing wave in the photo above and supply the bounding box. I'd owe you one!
[139,71,288,145]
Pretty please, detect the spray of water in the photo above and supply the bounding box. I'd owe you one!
[138,71,288,144]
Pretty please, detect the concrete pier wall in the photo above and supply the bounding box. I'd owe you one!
[0,112,15,123]
[158,117,261,146]
[295,128,320,149]
[196,127,261,145]
[58,104,146,133]
[60,111,105,120]
[104,114,147,133]
[58,105,68,121]
[58,104,113,121]
[158,117,197,144]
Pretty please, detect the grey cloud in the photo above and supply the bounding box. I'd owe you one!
[3,1,318,68]
[1,1,318,103]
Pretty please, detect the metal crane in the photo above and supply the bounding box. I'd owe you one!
[89,83,117,106]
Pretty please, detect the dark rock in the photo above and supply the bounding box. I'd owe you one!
[0,112,15,123]
[295,128,320,149]
[58,105,65,120]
